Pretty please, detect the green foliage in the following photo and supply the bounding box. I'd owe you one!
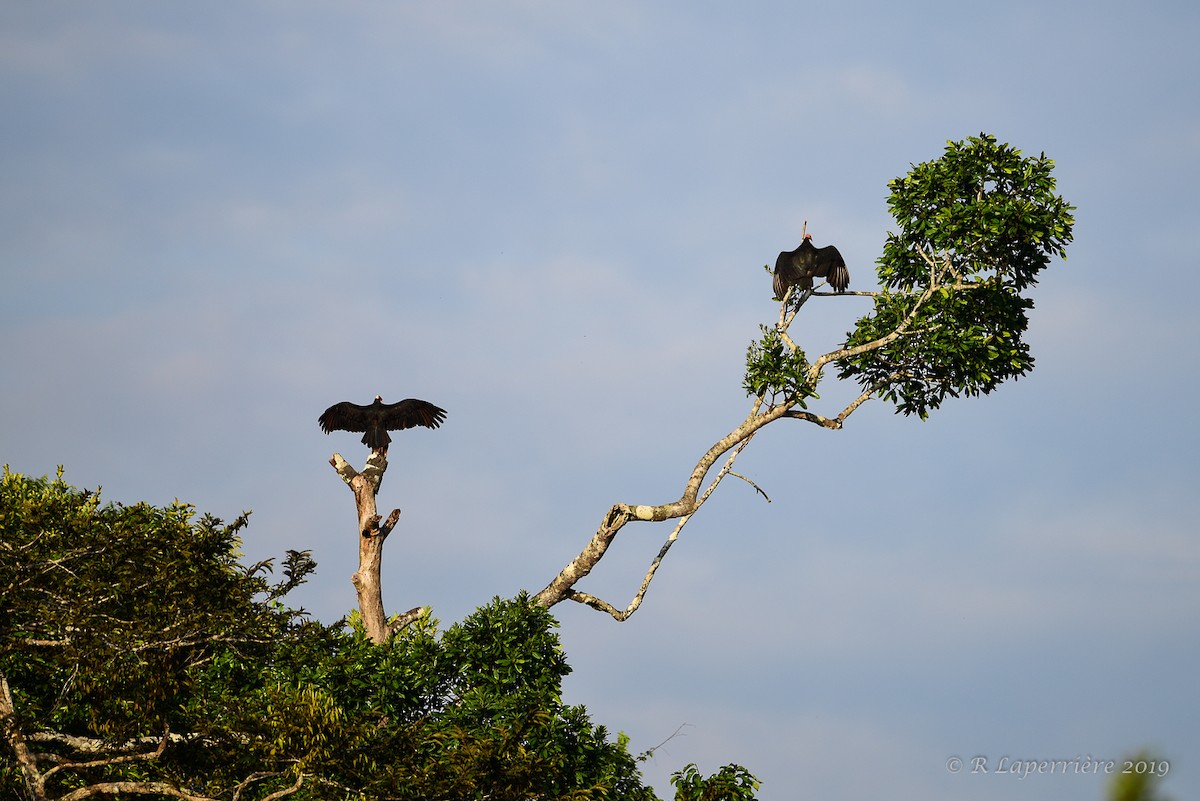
[877,134,1072,293]
[4,469,748,800]
[671,762,761,801]
[183,592,665,800]
[838,133,1075,417]
[0,467,314,798]
[1107,752,1173,801]
[742,324,813,405]
[841,280,1037,416]
[0,466,308,742]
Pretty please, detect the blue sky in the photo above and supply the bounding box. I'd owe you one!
[2,3,1197,799]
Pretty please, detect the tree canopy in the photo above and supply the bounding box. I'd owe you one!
[838,133,1075,417]
[1,468,754,800]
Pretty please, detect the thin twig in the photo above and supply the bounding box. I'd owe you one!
[729,471,770,502]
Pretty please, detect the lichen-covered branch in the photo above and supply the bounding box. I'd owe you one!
[534,397,791,611]
[547,436,759,619]
[42,730,169,782]
[58,782,216,801]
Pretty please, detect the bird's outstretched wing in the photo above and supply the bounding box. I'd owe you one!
[319,398,447,451]
[812,244,850,293]
[378,398,447,431]
[318,401,374,435]
[773,249,807,300]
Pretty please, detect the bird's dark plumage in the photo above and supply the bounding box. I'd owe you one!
[773,234,850,299]
[319,395,446,451]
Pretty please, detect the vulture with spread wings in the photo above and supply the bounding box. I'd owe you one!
[319,395,446,452]
[772,234,850,300]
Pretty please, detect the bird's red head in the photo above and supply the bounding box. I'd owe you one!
[803,233,812,241]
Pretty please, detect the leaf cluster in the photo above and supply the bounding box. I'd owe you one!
[838,134,1075,417]
[878,134,1072,292]
[742,325,812,406]
[842,283,1037,417]
[671,762,761,801]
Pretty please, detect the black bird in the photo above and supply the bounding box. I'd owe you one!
[772,234,850,299]
[319,396,446,452]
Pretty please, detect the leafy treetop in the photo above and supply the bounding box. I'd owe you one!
[838,133,1075,417]
[1,468,755,800]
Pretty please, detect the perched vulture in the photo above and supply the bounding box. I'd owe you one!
[318,395,446,451]
[772,234,850,299]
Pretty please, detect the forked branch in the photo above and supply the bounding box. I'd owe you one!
[327,450,421,643]
[535,247,967,619]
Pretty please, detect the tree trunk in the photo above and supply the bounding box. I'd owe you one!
[329,451,401,644]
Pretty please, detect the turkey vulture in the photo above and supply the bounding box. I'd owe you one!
[772,234,850,299]
[318,395,446,451]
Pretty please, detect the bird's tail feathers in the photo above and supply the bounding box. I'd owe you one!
[828,265,850,293]
[361,428,392,450]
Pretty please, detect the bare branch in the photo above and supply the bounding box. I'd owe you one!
[58,783,216,801]
[557,589,624,618]
[547,430,763,618]
[729,471,769,502]
[359,450,387,494]
[378,508,402,540]
[2,673,47,801]
[261,773,305,801]
[643,722,692,758]
[328,453,357,484]
[834,390,879,424]
[777,284,810,331]
[328,450,424,643]
[27,731,208,753]
[536,246,973,618]
[388,607,425,636]
[232,773,288,801]
[781,409,842,429]
[44,730,169,781]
